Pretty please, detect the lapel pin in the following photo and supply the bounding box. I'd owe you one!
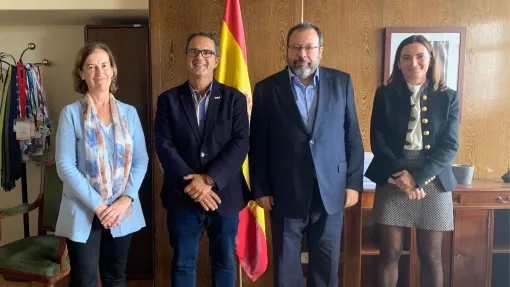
[214,96,221,100]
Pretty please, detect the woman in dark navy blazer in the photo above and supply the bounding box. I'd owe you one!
[365,35,460,287]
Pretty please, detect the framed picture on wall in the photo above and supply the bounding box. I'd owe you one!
[383,27,467,103]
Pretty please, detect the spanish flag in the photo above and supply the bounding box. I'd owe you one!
[215,0,268,281]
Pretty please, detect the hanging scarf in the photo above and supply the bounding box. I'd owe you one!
[82,93,133,218]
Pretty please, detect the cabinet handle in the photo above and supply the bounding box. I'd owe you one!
[456,253,461,258]
[497,196,509,204]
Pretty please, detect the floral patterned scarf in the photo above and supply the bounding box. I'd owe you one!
[82,93,133,218]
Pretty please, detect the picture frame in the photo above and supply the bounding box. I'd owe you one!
[383,27,467,111]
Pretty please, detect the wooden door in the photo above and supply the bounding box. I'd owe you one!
[85,25,153,279]
[451,209,490,287]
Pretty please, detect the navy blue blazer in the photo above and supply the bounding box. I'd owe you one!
[249,67,364,218]
[154,80,250,216]
[364,83,460,191]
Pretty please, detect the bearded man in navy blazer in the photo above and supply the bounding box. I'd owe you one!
[250,23,364,287]
[154,31,249,287]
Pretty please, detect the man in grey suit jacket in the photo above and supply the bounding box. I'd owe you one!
[249,23,364,287]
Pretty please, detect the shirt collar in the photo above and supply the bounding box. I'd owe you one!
[189,80,214,100]
[288,66,320,87]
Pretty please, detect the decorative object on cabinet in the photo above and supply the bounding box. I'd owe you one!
[501,168,510,183]
[452,164,475,184]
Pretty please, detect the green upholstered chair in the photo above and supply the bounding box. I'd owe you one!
[0,160,70,286]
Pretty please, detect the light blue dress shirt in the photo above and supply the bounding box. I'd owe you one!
[189,81,213,133]
[288,67,320,132]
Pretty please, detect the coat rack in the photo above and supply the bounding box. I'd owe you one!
[0,43,51,238]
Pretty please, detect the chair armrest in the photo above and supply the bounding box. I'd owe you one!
[57,237,68,271]
[0,194,43,242]
[0,203,31,217]
[0,193,43,219]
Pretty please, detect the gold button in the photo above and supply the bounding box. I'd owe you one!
[423,131,430,136]
[422,106,427,112]
[422,95,428,100]
[425,145,431,150]
[422,118,429,124]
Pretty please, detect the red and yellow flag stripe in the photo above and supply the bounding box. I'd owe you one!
[215,0,267,281]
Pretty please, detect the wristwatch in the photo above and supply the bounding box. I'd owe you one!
[204,174,215,186]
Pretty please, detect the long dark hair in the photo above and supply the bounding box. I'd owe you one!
[387,35,440,91]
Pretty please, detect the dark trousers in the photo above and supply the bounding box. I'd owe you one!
[66,216,133,287]
[271,183,344,287]
[166,209,239,287]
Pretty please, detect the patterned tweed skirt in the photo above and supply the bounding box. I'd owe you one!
[372,150,454,231]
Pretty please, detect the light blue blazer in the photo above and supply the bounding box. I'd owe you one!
[55,100,149,243]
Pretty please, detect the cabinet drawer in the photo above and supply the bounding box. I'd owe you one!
[459,193,510,207]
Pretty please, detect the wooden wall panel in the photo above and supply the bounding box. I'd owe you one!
[151,0,510,286]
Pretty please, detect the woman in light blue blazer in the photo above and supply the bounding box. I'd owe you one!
[55,42,148,287]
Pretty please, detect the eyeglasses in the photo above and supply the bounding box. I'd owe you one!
[288,45,320,53]
[186,49,217,58]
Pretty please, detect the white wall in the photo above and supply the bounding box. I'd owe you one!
[0,25,84,245]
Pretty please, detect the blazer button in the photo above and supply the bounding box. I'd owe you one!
[425,145,431,150]
[309,140,315,145]
[422,106,427,112]
[423,131,430,136]
[422,118,429,124]
[200,152,205,157]
[422,95,428,100]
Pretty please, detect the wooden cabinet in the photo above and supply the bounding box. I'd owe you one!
[85,25,153,279]
[343,180,510,287]
[451,209,490,287]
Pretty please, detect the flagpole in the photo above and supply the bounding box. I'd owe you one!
[301,0,304,22]
[239,260,243,287]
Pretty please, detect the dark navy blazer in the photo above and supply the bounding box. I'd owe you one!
[249,67,364,218]
[365,83,460,191]
[155,80,250,216]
